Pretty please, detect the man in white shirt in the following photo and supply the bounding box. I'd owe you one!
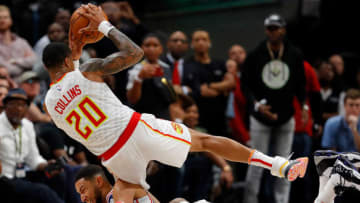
[0,88,64,203]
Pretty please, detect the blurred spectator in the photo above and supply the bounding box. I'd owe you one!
[102,1,148,46]
[226,44,249,144]
[228,44,247,70]
[317,60,341,125]
[0,5,36,78]
[0,76,9,112]
[241,14,306,203]
[290,61,321,203]
[329,54,347,92]
[34,22,66,60]
[161,30,193,96]
[126,33,173,119]
[54,8,70,34]
[0,65,17,88]
[329,54,345,78]
[178,94,233,202]
[18,71,51,123]
[321,88,360,152]
[0,88,64,203]
[184,30,234,136]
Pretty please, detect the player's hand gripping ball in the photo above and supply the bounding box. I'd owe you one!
[70,5,108,44]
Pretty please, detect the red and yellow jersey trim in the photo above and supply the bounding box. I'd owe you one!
[50,72,68,87]
[139,119,191,146]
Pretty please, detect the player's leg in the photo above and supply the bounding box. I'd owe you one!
[111,178,140,203]
[189,128,308,181]
[314,150,360,198]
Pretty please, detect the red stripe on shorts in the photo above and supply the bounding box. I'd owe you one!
[99,112,141,161]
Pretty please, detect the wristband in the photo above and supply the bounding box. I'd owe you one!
[98,21,115,37]
[254,99,267,112]
[73,60,80,70]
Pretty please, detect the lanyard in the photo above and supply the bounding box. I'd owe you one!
[15,126,22,156]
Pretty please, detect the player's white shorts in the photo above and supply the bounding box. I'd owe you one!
[101,113,191,189]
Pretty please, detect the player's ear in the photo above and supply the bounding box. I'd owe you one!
[64,57,73,69]
[95,175,103,187]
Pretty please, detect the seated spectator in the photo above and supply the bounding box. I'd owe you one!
[322,89,360,152]
[0,5,36,78]
[0,88,64,203]
[18,71,51,123]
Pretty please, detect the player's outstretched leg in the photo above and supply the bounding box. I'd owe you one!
[314,150,360,193]
[189,129,308,181]
[314,156,360,203]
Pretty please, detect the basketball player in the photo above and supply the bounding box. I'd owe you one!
[75,164,159,203]
[44,4,308,203]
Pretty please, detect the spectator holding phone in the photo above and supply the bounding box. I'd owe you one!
[127,33,174,120]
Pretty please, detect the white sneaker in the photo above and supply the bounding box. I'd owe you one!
[271,156,308,181]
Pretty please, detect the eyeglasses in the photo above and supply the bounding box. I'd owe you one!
[170,38,187,44]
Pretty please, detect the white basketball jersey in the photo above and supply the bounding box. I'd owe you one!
[45,70,134,155]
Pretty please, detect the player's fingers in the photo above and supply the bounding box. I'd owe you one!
[78,26,93,34]
[87,3,98,9]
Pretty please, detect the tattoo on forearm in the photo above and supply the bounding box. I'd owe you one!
[80,28,143,75]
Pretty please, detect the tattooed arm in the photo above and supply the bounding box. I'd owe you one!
[70,4,143,79]
[79,28,143,75]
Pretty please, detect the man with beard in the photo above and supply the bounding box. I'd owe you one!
[75,164,158,203]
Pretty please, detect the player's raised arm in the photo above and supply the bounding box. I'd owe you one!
[74,4,143,76]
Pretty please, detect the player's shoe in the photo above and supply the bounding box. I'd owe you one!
[314,150,360,177]
[328,156,360,195]
[271,156,308,181]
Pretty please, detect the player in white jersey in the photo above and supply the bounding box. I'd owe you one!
[75,164,159,203]
[44,4,308,203]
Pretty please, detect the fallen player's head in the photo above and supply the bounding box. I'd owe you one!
[75,164,110,203]
[43,42,73,71]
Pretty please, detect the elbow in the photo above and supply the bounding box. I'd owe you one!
[134,47,144,62]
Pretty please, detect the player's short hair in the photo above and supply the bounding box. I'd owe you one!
[344,89,360,104]
[75,164,108,182]
[42,42,71,69]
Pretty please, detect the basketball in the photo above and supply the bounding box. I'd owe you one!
[70,6,108,44]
